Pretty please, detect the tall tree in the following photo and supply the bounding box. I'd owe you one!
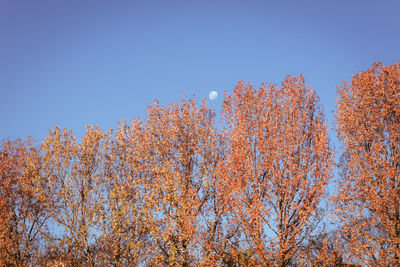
[0,138,47,266]
[335,61,400,265]
[138,97,226,265]
[41,126,108,266]
[98,119,153,266]
[221,76,332,265]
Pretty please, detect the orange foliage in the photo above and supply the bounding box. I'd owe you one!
[0,138,47,266]
[335,61,400,265]
[41,126,108,266]
[98,118,154,265]
[220,76,332,265]
[137,97,224,265]
[6,62,400,265]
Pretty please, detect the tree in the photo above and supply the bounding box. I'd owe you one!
[221,76,332,265]
[98,118,153,266]
[41,126,108,266]
[136,97,227,265]
[298,227,353,266]
[0,138,47,266]
[335,61,400,265]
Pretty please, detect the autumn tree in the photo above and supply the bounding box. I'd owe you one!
[0,138,47,266]
[41,126,108,266]
[97,119,153,266]
[131,96,231,265]
[221,76,332,266]
[298,227,354,266]
[335,61,400,265]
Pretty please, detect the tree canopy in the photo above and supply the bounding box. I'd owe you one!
[1,61,400,266]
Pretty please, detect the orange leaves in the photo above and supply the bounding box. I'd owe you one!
[7,63,400,264]
[335,61,400,265]
[220,75,332,265]
[41,126,109,266]
[0,138,46,266]
[136,96,223,265]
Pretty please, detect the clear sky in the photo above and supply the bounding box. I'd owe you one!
[1,0,399,142]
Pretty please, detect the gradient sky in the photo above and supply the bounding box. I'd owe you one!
[1,0,399,144]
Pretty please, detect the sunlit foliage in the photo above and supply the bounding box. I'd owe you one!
[1,62,399,265]
[335,61,400,265]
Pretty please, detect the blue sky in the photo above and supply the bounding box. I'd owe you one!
[1,0,399,143]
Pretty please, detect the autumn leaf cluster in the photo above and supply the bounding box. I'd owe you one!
[1,61,399,266]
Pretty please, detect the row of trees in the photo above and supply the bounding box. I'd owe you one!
[0,61,399,266]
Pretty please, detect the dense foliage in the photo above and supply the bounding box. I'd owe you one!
[1,61,399,266]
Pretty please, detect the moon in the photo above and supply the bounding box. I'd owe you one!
[209,91,218,100]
